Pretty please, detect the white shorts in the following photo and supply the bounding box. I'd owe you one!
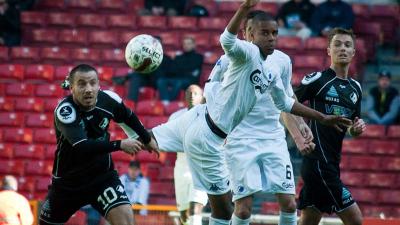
[183,106,230,195]
[174,154,208,211]
[224,137,295,202]
[152,105,201,152]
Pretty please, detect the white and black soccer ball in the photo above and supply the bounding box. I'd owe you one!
[125,34,163,74]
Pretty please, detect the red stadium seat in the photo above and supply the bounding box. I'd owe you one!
[159,31,181,50]
[138,87,156,101]
[88,31,118,48]
[365,172,397,188]
[135,151,161,164]
[150,181,174,196]
[112,151,133,163]
[14,144,45,160]
[0,97,14,112]
[21,12,47,27]
[0,159,25,176]
[0,64,24,81]
[114,161,129,175]
[377,190,400,204]
[260,202,280,215]
[41,47,70,65]
[291,72,303,87]
[106,15,136,29]
[368,140,399,155]
[203,51,221,65]
[47,13,76,28]
[59,29,88,47]
[254,2,278,16]
[158,166,174,181]
[387,125,400,138]
[360,124,385,138]
[98,0,126,13]
[5,83,34,96]
[380,157,400,171]
[304,37,327,56]
[351,4,370,19]
[141,163,160,181]
[36,177,51,192]
[101,49,125,67]
[96,66,114,84]
[218,1,241,17]
[3,128,33,143]
[277,37,303,55]
[69,48,101,64]
[119,31,142,46]
[198,17,228,31]
[10,47,40,64]
[66,0,95,12]
[346,156,380,170]
[137,16,167,30]
[104,85,125,98]
[124,99,135,111]
[18,176,36,193]
[145,116,168,128]
[109,130,127,140]
[14,97,44,112]
[25,160,48,175]
[33,128,56,144]
[35,83,64,98]
[76,14,107,29]
[25,64,54,82]
[148,197,176,205]
[26,113,53,128]
[114,67,133,77]
[45,145,56,159]
[126,0,144,11]
[135,100,164,116]
[168,16,197,30]
[188,0,218,16]
[350,188,377,203]
[0,143,13,159]
[34,0,65,10]
[0,113,25,127]
[0,46,8,62]
[65,211,87,225]
[55,65,74,81]
[31,29,58,45]
[293,55,325,74]
[43,98,61,112]
[164,101,186,116]
[340,171,365,187]
[342,139,369,154]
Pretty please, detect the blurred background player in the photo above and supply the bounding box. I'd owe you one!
[39,64,159,225]
[211,10,315,225]
[0,175,34,225]
[169,85,208,225]
[120,161,150,215]
[295,28,365,225]
[366,70,400,125]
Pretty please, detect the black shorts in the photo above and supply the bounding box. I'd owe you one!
[39,170,131,224]
[298,158,355,214]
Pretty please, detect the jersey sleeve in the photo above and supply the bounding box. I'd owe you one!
[208,55,229,82]
[269,74,295,112]
[294,71,322,103]
[353,80,363,119]
[283,57,294,97]
[55,102,87,146]
[220,29,252,63]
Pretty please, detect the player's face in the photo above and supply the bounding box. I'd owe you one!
[70,71,100,111]
[328,34,355,65]
[248,20,278,56]
[186,85,203,108]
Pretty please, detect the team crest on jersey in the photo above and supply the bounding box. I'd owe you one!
[350,92,358,104]
[56,102,76,124]
[301,72,321,85]
[99,118,109,130]
[250,69,269,94]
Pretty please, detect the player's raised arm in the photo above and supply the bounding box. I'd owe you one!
[226,0,259,35]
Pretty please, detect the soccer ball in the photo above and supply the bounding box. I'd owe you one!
[125,34,163,74]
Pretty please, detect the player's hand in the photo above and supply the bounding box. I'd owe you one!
[294,137,315,155]
[144,137,160,158]
[349,117,366,137]
[299,123,313,142]
[242,0,259,8]
[320,115,353,132]
[120,139,144,156]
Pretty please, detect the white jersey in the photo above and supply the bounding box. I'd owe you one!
[168,108,189,166]
[210,50,294,139]
[205,29,294,134]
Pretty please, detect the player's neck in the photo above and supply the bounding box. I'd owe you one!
[330,64,349,79]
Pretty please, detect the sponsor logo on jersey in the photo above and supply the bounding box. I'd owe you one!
[86,115,93,120]
[325,104,353,118]
[350,92,358,104]
[342,187,353,204]
[250,69,269,94]
[282,181,294,189]
[99,118,109,130]
[325,86,340,102]
[209,183,222,192]
[57,102,76,124]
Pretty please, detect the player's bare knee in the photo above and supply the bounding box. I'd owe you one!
[107,205,134,225]
[280,199,297,213]
[234,206,251,220]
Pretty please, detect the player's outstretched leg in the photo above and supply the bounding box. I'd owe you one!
[189,202,205,225]
[208,193,233,225]
[106,204,134,225]
[336,203,363,225]
[276,193,297,225]
[231,195,252,225]
[298,207,322,225]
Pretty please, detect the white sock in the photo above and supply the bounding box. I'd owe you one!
[189,215,202,225]
[209,217,230,225]
[279,211,297,225]
[230,214,250,225]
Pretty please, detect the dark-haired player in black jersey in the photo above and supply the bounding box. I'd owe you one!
[295,28,366,225]
[39,64,159,225]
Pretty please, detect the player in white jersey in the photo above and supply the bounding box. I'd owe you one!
[152,1,352,224]
[170,85,208,225]
[209,11,314,225]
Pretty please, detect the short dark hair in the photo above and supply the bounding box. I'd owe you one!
[327,28,356,47]
[129,161,140,169]
[61,64,98,89]
[244,10,275,32]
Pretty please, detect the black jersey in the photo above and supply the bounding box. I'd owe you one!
[53,90,150,184]
[295,68,362,164]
